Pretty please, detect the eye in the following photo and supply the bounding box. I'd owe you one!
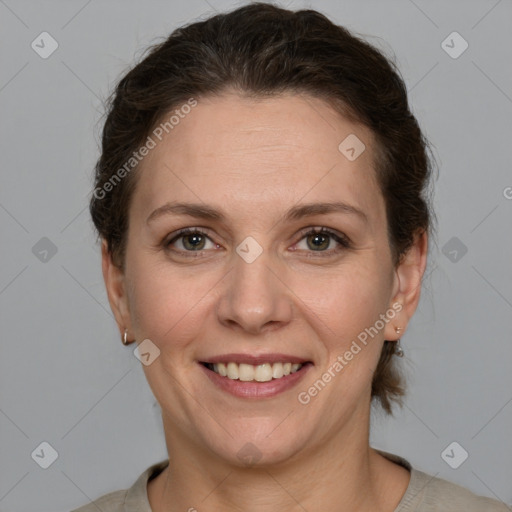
[164,226,351,258]
[292,227,351,256]
[165,228,218,254]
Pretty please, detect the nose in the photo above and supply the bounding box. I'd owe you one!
[216,246,293,335]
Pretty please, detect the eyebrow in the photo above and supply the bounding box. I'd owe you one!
[146,200,368,225]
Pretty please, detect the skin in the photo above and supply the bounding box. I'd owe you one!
[103,91,428,511]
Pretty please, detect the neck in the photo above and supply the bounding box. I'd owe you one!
[148,408,409,512]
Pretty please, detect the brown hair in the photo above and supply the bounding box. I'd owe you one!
[90,2,434,414]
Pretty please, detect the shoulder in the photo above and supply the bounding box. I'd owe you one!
[375,449,511,512]
[70,489,127,512]
[411,469,512,511]
[410,469,511,511]
[70,459,169,512]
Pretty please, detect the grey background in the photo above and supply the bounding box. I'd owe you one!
[0,0,511,510]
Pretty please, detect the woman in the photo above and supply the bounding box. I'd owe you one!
[73,3,510,511]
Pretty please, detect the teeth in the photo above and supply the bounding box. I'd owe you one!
[272,362,284,379]
[239,363,254,381]
[208,361,304,381]
[227,362,239,379]
[216,362,227,377]
[255,363,273,382]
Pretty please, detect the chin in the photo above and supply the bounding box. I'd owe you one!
[198,419,310,469]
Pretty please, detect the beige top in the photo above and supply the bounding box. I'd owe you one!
[71,451,511,511]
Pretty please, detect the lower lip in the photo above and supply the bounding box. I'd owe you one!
[199,363,312,398]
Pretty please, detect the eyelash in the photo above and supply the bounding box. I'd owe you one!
[164,227,351,258]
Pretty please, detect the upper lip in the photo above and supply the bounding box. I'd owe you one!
[200,353,311,365]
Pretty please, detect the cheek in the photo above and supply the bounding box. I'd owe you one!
[291,260,391,344]
[289,264,392,413]
[125,258,213,351]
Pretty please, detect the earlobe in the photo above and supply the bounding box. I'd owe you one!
[101,240,131,338]
[385,230,428,340]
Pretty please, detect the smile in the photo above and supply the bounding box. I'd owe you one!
[203,362,303,382]
[199,355,313,398]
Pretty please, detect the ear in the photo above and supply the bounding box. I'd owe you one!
[101,239,132,339]
[384,230,428,341]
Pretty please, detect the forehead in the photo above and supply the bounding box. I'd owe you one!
[133,92,383,225]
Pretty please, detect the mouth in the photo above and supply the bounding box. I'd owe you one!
[201,361,308,382]
[198,355,313,398]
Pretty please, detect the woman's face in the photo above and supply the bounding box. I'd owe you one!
[105,92,424,466]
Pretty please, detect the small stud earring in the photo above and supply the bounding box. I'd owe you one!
[394,326,404,357]
[122,329,129,345]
